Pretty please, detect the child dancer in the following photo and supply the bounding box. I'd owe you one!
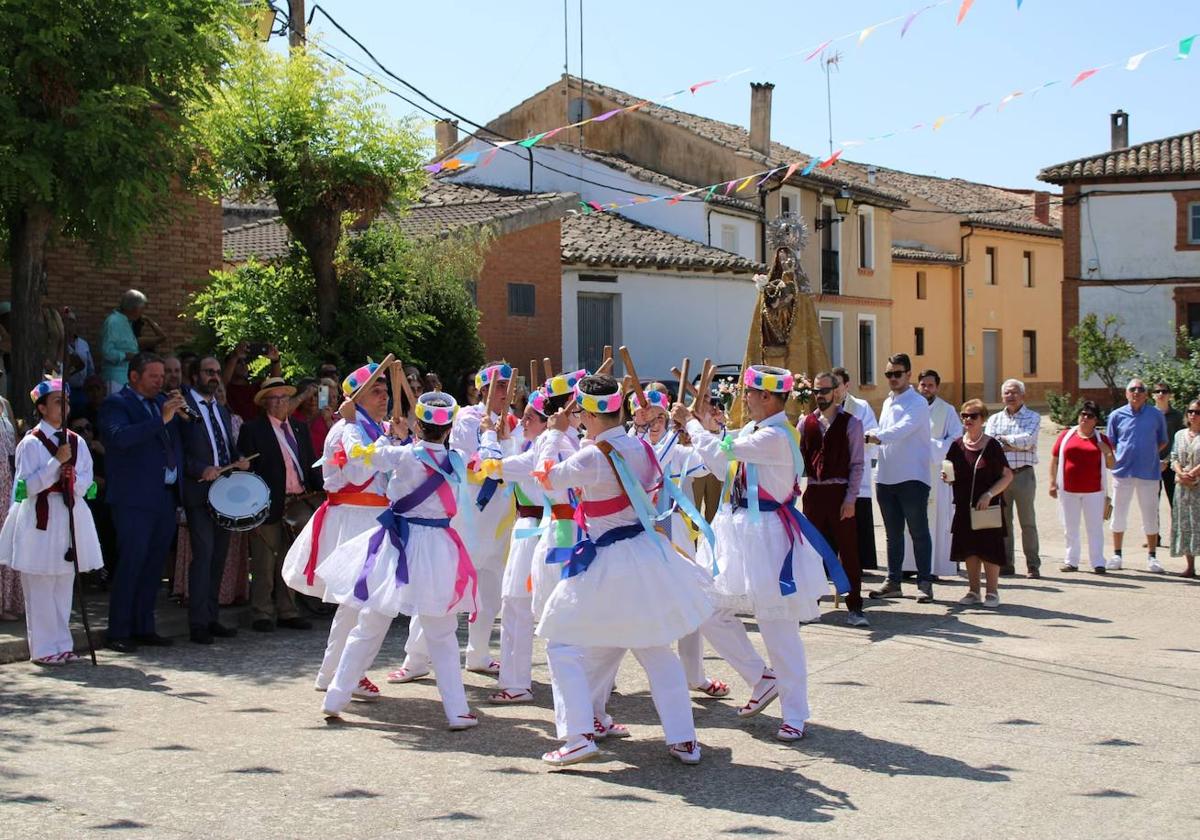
[316,392,478,729]
[0,379,103,665]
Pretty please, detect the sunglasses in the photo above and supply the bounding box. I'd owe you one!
[1152,389,1170,394]
[1078,412,1097,419]
[1127,386,1147,393]
[1188,409,1200,416]
[884,370,908,380]
[813,387,835,395]
[960,412,982,420]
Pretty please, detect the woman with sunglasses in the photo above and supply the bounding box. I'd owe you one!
[1049,401,1115,573]
[943,399,1013,606]
[1169,399,1200,577]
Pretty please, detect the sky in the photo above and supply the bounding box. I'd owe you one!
[305,0,1198,190]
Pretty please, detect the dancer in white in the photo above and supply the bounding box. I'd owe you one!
[316,392,478,729]
[390,362,516,682]
[903,370,962,577]
[678,365,841,742]
[282,363,394,702]
[0,379,103,665]
[532,374,712,767]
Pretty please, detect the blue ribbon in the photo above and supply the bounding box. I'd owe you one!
[356,404,385,443]
[476,477,502,511]
[561,523,645,579]
[736,497,849,596]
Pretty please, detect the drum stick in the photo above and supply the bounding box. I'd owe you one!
[218,452,259,475]
[542,357,554,380]
[619,346,647,406]
[676,358,690,404]
[670,367,700,400]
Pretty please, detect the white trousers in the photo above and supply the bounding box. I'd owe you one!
[497,596,534,692]
[315,602,385,689]
[403,567,501,672]
[328,611,468,723]
[678,610,768,689]
[1111,475,1160,535]
[1058,491,1106,568]
[22,572,75,661]
[757,619,811,728]
[546,642,695,745]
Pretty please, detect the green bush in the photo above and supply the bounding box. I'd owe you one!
[1046,391,1095,428]
[1124,328,1200,407]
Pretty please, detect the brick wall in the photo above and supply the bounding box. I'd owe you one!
[2,191,222,357]
[475,220,563,380]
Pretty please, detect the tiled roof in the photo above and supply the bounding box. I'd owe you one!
[891,245,963,264]
[561,211,761,273]
[1038,128,1200,183]
[223,181,577,262]
[568,147,761,214]
[872,166,1061,237]
[494,76,907,207]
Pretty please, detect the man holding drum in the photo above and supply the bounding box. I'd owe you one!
[182,357,250,645]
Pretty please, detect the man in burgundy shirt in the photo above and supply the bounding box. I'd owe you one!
[799,372,868,627]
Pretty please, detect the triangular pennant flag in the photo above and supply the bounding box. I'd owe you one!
[932,116,946,131]
[481,148,500,166]
[858,26,876,46]
[668,194,683,205]
[592,108,622,122]
[723,179,737,195]
[818,150,843,168]
[956,0,975,25]
[424,162,445,174]
[587,201,604,212]
[735,175,756,192]
[755,167,784,188]
[805,40,832,61]
[441,158,462,170]
[902,6,931,37]
[578,201,591,215]
[518,132,548,148]
[998,91,1023,110]
[1178,35,1196,59]
[1126,50,1151,70]
[458,152,481,164]
[703,185,717,201]
[1071,68,1098,87]
[632,196,651,204]
[783,161,802,181]
[689,80,716,94]
[970,103,990,118]
[800,158,819,176]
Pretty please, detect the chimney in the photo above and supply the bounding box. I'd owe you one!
[435,119,459,155]
[1033,191,1050,225]
[1110,110,1129,151]
[749,82,774,157]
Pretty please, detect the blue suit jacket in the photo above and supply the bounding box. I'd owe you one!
[99,386,185,511]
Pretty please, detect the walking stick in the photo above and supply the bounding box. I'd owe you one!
[60,308,97,665]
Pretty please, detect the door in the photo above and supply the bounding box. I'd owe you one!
[577,293,618,374]
[982,330,1000,403]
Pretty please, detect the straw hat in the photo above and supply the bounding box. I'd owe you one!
[254,376,297,405]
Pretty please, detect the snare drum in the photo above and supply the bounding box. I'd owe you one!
[208,472,271,531]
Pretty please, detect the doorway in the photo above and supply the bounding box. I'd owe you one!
[577,293,619,374]
[982,329,1001,403]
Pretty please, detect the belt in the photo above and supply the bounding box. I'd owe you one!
[516,503,543,519]
[1012,465,1034,472]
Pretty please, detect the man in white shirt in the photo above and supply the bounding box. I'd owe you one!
[866,354,935,603]
[834,367,879,570]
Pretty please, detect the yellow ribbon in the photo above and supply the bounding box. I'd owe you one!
[348,441,378,467]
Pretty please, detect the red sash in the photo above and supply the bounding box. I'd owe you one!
[31,429,77,531]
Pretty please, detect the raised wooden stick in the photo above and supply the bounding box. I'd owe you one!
[694,359,715,407]
[529,359,539,392]
[391,360,419,409]
[595,345,614,376]
[676,357,691,404]
[388,361,405,425]
[621,374,634,394]
[670,366,700,400]
[619,346,647,406]
[542,357,554,380]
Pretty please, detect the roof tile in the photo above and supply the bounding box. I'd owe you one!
[1038,129,1200,183]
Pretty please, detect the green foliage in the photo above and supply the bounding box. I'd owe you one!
[189,222,487,385]
[1070,313,1136,408]
[1046,391,1099,428]
[0,0,242,252]
[1125,328,1200,406]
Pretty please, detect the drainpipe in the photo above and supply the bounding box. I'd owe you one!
[959,224,975,404]
[707,205,713,247]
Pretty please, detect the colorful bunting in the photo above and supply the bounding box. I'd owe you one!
[901,5,933,37]
[932,116,946,131]
[806,40,833,61]
[969,103,990,118]
[1126,50,1153,70]
[1071,68,1098,87]
[858,26,876,46]
[800,158,819,177]
[689,80,716,94]
[956,0,975,26]
[818,150,842,168]
[1179,35,1196,60]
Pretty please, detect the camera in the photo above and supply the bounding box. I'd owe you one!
[245,342,269,359]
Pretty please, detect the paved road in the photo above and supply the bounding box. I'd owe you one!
[2,427,1197,839]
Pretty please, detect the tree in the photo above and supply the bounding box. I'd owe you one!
[1070,313,1136,409]
[0,0,241,404]
[192,39,428,338]
[189,220,487,385]
[1126,328,1200,405]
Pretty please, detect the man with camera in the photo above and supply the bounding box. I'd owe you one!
[221,341,282,422]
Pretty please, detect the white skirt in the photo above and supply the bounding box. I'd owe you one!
[696,507,828,623]
[316,521,477,619]
[500,517,540,601]
[0,499,103,576]
[451,491,513,575]
[536,529,713,649]
[282,503,388,599]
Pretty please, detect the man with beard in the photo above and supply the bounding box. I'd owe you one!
[799,372,867,627]
[181,357,249,644]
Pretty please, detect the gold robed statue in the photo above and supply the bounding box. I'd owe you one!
[731,213,829,427]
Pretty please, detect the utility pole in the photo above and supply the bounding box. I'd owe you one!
[288,0,305,48]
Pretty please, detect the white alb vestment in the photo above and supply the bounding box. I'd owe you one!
[903,396,962,576]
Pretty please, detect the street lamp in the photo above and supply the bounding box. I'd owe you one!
[240,0,279,42]
[815,186,854,229]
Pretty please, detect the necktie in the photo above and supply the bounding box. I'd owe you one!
[145,397,176,469]
[205,401,230,466]
[281,420,304,486]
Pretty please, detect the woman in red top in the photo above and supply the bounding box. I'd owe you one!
[1049,400,1116,573]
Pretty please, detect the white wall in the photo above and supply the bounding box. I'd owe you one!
[562,269,758,379]
[445,140,759,260]
[1077,284,1176,388]
[1080,180,1200,280]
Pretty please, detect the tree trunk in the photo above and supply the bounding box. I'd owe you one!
[8,203,54,409]
[281,208,341,337]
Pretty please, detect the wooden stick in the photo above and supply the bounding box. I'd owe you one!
[621,374,634,394]
[530,359,539,392]
[218,452,259,475]
[596,356,614,375]
[542,357,554,380]
[670,366,700,399]
[619,346,647,406]
[505,367,518,410]
[388,361,405,425]
[391,360,419,411]
[694,359,715,406]
[676,358,691,404]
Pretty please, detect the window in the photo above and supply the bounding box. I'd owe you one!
[1022,251,1033,287]
[916,271,927,300]
[819,312,843,367]
[507,282,535,317]
[858,206,875,270]
[720,224,739,253]
[1022,330,1037,376]
[914,327,925,357]
[984,247,997,285]
[858,317,875,386]
[1188,302,1200,340]
[1191,202,1200,244]
[820,202,840,295]
[780,189,801,217]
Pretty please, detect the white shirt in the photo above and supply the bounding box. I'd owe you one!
[323,418,388,495]
[66,336,95,390]
[843,393,879,499]
[536,425,654,535]
[370,439,463,516]
[687,410,797,503]
[190,387,226,466]
[874,386,933,486]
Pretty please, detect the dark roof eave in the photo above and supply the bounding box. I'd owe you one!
[960,219,1062,238]
[562,257,761,274]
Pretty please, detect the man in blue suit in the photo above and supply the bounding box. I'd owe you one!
[99,352,186,652]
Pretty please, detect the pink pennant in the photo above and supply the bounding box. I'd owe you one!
[723,180,736,195]
[587,201,603,212]
[783,161,802,181]
[668,195,683,205]
[818,150,842,168]
[805,40,833,61]
[481,148,500,166]
[689,80,716,94]
[592,108,622,122]
[1071,68,1098,87]
[956,0,975,25]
